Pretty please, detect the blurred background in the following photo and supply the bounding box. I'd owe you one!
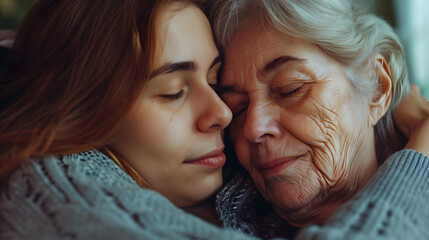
[0,0,428,98]
[0,0,35,29]
[352,0,429,99]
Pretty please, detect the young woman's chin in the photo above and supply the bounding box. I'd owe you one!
[172,169,224,208]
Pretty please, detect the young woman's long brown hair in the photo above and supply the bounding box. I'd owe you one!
[0,0,206,183]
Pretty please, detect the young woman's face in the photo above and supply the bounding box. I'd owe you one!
[110,3,232,207]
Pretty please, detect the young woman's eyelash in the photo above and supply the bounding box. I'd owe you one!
[160,90,185,101]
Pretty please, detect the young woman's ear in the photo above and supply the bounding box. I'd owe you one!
[369,54,392,126]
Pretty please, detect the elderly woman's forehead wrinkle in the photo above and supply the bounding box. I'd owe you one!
[225,44,283,72]
[226,28,299,74]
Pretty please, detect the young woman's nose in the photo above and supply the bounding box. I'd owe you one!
[197,87,232,132]
[242,101,281,143]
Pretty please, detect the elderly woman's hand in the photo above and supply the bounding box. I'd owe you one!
[404,117,429,156]
[394,85,429,155]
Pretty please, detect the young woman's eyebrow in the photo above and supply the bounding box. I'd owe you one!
[149,55,220,79]
[150,61,198,79]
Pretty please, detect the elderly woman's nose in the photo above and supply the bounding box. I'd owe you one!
[243,103,281,143]
[197,88,233,132]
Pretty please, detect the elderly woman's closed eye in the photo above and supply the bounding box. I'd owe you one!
[214,0,409,227]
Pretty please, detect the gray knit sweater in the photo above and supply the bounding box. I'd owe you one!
[0,149,428,239]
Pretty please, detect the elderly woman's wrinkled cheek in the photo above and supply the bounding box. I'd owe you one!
[288,93,351,186]
[312,91,372,187]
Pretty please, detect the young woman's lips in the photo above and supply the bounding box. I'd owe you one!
[184,148,226,169]
[259,156,301,177]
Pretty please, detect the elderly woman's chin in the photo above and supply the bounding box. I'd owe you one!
[261,141,379,227]
[269,178,359,227]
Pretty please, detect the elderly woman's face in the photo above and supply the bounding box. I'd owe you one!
[221,22,379,225]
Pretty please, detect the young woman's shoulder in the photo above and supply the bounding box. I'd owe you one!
[3,150,136,191]
[0,150,162,239]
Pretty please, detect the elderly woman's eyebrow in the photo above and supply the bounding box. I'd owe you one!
[263,55,305,73]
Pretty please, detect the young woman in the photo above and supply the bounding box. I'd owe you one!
[0,0,231,204]
[0,0,241,238]
[0,0,429,239]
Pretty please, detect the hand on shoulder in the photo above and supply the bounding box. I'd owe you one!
[394,85,429,156]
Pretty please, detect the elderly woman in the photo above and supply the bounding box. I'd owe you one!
[212,0,427,237]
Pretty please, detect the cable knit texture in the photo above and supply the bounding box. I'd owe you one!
[216,173,298,239]
[0,149,428,239]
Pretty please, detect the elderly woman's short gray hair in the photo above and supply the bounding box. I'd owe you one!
[212,0,410,163]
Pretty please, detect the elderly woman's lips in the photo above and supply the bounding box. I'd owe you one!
[259,156,300,176]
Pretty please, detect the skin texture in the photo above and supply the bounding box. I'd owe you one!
[110,3,232,208]
[220,20,392,226]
